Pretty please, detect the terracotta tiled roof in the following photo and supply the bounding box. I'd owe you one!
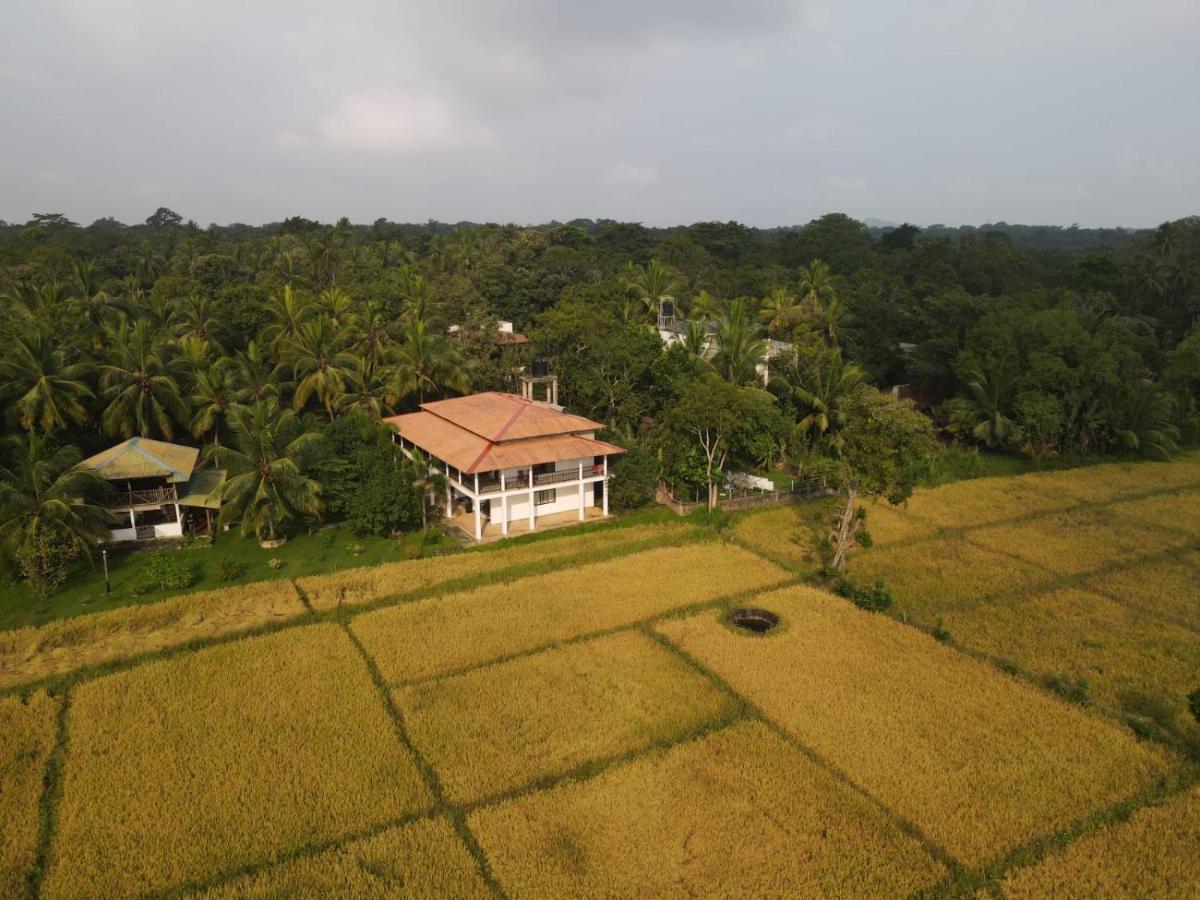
[383,393,623,474]
[416,392,605,441]
[78,437,199,483]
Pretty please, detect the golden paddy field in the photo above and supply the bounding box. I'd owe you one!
[2,459,1199,897]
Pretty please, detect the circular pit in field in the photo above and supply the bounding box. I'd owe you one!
[726,607,780,635]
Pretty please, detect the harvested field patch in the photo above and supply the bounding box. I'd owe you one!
[657,586,1171,866]
[0,690,59,898]
[1029,457,1200,504]
[351,542,789,684]
[732,503,828,568]
[396,632,733,804]
[1106,489,1200,537]
[299,521,698,610]
[851,538,1053,625]
[201,817,490,899]
[0,579,305,689]
[941,588,1200,728]
[969,506,1189,576]
[1001,785,1200,899]
[470,721,946,898]
[1084,554,1200,632]
[43,625,430,899]
[900,476,1077,528]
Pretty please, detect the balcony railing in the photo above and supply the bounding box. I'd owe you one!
[472,464,605,494]
[99,485,178,508]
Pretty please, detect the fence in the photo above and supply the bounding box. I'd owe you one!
[656,477,828,516]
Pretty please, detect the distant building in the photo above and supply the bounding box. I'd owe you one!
[385,380,623,542]
[78,437,224,543]
[656,303,791,386]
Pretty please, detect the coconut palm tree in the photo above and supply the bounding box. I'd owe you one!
[1111,385,1180,460]
[390,317,470,404]
[625,259,682,320]
[131,240,166,287]
[190,364,236,448]
[98,317,189,440]
[0,329,94,431]
[262,285,315,353]
[211,402,322,542]
[223,341,281,405]
[759,287,799,336]
[317,287,356,330]
[354,299,394,369]
[944,366,1019,449]
[281,315,357,419]
[683,320,710,357]
[798,259,836,315]
[689,290,720,322]
[67,259,114,329]
[788,348,869,453]
[335,355,395,419]
[0,433,112,562]
[174,294,222,346]
[712,298,767,386]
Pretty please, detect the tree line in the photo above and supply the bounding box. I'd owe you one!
[1,209,1197,593]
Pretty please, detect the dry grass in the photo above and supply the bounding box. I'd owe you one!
[900,475,1078,528]
[1027,456,1200,504]
[470,721,946,898]
[1001,785,1200,899]
[0,690,59,899]
[200,817,490,899]
[941,588,1200,729]
[299,521,697,610]
[657,586,1171,866]
[42,625,431,899]
[351,542,789,684]
[733,503,827,568]
[396,632,733,804]
[0,579,305,689]
[851,538,1053,625]
[1084,553,1200,632]
[969,506,1189,576]
[1106,488,1200,537]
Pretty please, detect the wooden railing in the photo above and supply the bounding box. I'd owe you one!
[99,485,177,508]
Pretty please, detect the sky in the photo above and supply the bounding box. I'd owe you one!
[2,0,1198,229]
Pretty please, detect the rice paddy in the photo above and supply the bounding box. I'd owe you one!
[6,457,1199,897]
[199,818,491,899]
[1001,785,1200,898]
[657,586,1171,865]
[41,625,430,898]
[298,520,698,610]
[0,579,305,689]
[350,541,790,683]
[396,631,733,804]
[469,721,947,898]
[0,690,59,898]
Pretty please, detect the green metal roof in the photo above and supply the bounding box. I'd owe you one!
[177,469,226,509]
[79,437,199,483]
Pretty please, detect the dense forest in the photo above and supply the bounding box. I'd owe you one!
[2,209,1198,590]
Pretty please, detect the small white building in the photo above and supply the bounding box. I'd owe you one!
[384,386,624,541]
[79,437,224,543]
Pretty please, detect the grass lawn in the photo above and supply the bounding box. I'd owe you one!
[0,526,450,632]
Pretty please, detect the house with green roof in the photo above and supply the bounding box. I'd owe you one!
[79,437,225,543]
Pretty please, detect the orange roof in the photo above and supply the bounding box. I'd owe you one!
[417,392,605,441]
[383,393,624,474]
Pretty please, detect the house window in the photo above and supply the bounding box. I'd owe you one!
[533,462,556,476]
[534,489,556,506]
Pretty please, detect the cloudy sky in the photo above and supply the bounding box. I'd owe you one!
[2,1,1197,228]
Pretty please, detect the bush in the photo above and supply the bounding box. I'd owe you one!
[834,577,893,613]
[931,618,952,643]
[608,439,659,512]
[214,560,247,582]
[1043,674,1090,705]
[130,551,198,597]
[1188,687,1200,724]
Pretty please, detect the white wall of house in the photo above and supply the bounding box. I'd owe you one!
[498,483,595,522]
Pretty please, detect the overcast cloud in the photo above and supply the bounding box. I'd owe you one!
[1,0,1197,227]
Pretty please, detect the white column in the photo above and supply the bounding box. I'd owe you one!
[500,471,509,536]
[446,482,453,517]
[528,466,536,531]
[129,509,136,529]
[602,455,609,516]
[578,461,585,520]
[472,475,482,540]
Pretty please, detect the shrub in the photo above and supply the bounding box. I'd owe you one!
[1043,674,1090,705]
[931,617,952,643]
[267,558,283,570]
[214,560,247,582]
[834,577,893,613]
[1188,687,1200,724]
[129,550,198,597]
